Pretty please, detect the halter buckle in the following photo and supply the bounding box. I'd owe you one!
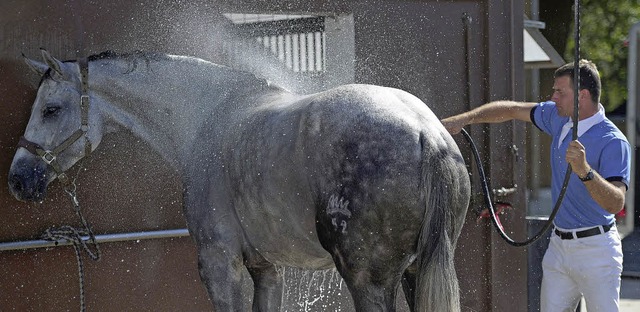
[81,95,89,107]
[42,151,56,164]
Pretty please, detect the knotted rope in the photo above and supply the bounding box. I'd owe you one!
[41,166,100,312]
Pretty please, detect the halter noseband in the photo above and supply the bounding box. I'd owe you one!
[17,58,92,185]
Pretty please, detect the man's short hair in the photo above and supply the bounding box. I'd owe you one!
[554,59,601,105]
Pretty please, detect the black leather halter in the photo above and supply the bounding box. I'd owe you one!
[17,58,92,185]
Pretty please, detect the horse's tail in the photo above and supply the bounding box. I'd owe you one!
[414,133,468,312]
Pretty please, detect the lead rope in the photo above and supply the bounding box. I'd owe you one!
[41,164,101,312]
[460,0,581,247]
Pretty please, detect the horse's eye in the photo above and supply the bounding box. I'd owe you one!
[43,105,61,118]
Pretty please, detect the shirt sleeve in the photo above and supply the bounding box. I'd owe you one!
[598,138,632,189]
[531,101,558,135]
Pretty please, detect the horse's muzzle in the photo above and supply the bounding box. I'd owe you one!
[8,156,50,202]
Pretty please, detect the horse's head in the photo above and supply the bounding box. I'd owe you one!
[8,50,103,202]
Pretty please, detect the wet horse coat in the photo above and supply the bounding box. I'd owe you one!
[8,50,470,311]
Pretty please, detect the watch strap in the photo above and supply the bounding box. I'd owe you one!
[579,169,594,181]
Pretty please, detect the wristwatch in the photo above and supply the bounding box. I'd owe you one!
[579,168,594,181]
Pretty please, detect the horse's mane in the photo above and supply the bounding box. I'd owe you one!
[83,50,285,91]
[88,50,175,75]
[41,50,172,83]
[87,50,170,63]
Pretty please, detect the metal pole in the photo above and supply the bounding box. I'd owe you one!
[627,22,640,231]
[0,228,190,252]
[529,0,541,199]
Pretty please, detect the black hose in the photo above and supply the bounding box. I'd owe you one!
[461,128,572,247]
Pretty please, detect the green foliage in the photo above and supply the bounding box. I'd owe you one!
[565,0,640,112]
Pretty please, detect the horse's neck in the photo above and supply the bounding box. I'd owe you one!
[91,57,274,173]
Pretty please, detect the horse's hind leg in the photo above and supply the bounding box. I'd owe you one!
[317,196,416,311]
[333,260,403,311]
[401,263,417,312]
[323,233,409,311]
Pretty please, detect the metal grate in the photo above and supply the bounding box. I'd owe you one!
[224,14,326,73]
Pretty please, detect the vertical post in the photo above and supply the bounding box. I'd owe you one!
[529,0,541,199]
[627,23,639,231]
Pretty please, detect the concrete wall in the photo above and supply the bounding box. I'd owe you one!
[0,1,528,311]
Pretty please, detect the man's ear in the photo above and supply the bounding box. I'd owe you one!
[578,88,591,101]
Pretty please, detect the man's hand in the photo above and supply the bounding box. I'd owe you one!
[565,140,590,177]
[441,115,468,135]
[566,139,627,213]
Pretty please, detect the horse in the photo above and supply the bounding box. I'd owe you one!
[8,49,470,311]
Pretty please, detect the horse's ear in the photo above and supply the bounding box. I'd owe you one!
[22,53,49,76]
[40,49,65,78]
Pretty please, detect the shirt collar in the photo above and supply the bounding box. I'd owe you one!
[558,104,606,148]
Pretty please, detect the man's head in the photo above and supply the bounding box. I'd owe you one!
[551,60,601,119]
[554,59,601,105]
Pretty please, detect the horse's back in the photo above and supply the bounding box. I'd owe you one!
[299,84,463,180]
[303,84,450,144]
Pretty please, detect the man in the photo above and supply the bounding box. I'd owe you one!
[442,60,631,311]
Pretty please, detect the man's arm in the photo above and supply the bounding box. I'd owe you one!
[566,140,627,214]
[441,101,537,134]
[584,177,627,215]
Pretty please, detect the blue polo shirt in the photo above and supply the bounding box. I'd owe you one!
[531,101,631,229]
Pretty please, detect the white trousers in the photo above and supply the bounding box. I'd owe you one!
[541,225,623,312]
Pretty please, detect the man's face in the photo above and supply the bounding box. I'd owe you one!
[551,75,575,117]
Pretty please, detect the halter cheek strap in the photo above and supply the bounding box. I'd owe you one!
[17,58,92,185]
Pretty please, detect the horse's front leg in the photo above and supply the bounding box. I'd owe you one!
[183,174,250,310]
[196,241,246,311]
[195,229,284,312]
[246,259,283,312]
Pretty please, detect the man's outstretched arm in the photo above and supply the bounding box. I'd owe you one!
[441,101,537,134]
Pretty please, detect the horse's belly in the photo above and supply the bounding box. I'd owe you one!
[238,199,334,269]
[256,237,335,270]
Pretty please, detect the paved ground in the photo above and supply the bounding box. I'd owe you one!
[620,224,640,310]
[622,230,640,277]
[619,277,640,311]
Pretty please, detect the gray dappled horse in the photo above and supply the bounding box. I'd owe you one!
[8,50,470,311]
